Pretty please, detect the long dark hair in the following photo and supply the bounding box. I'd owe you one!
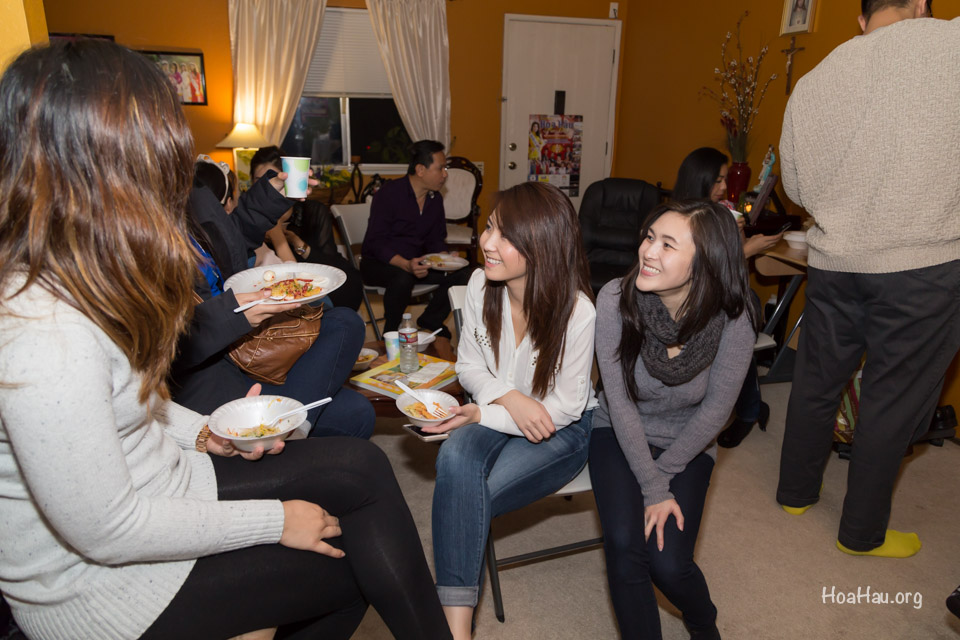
[617,200,759,402]
[482,182,593,398]
[0,40,197,403]
[672,147,728,200]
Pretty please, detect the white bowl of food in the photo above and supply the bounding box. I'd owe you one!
[396,389,459,428]
[416,331,437,352]
[783,230,808,250]
[208,395,306,453]
[353,348,379,371]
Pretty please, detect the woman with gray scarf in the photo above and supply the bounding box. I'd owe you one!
[589,200,759,639]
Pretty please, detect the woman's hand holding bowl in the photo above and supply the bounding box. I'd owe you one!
[205,384,288,460]
[420,403,481,434]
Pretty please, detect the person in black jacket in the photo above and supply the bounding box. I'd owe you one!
[172,165,375,439]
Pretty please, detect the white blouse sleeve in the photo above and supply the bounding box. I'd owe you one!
[455,271,515,408]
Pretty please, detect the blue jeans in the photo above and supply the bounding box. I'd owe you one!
[260,307,375,439]
[431,410,593,607]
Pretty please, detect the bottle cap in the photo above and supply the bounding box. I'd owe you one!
[402,313,411,319]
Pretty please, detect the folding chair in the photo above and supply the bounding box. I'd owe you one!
[447,285,604,623]
[331,202,438,340]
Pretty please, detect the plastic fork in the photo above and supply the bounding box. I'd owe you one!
[395,381,449,419]
[262,397,332,428]
[233,294,286,313]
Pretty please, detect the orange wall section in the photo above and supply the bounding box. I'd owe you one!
[43,0,235,166]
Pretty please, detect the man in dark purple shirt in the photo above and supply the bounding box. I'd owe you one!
[361,140,472,335]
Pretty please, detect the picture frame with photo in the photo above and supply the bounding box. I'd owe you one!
[139,51,208,106]
[781,0,817,35]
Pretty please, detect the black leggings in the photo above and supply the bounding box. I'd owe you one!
[589,428,717,639]
[140,438,451,640]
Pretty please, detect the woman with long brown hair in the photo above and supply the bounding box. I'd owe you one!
[420,181,597,639]
[0,40,450,640]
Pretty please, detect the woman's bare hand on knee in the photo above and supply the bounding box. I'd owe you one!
[280,500,345,558]
[644,499,684,552]
[495,391,555,443]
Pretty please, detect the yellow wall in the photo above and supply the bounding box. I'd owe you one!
[43,0,235,165]
[1,0,48,71]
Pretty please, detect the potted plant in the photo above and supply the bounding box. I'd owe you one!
[701,12,778,204]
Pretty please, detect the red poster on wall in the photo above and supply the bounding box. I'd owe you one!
[527,114,582,197]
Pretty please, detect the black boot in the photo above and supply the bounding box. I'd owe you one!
[717,402,769,449]
[948,584,960,619]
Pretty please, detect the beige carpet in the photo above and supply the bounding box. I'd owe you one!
[351,303,960,639]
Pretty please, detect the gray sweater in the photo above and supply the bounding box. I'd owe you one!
[0,282,285,640]
[593,279,755,505]
[780,17,960,274]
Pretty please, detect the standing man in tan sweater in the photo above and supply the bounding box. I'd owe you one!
[776,0,960,558]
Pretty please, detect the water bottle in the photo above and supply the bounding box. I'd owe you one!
[399,313,419,374]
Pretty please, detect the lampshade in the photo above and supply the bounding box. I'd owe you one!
[216,123,269,149]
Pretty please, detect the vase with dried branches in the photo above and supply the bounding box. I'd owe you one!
[700,11,778,203]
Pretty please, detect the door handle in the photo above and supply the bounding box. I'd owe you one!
[508,142,517,151]
[507,161,517,170]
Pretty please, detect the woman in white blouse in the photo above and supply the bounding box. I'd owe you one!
[421,181,597,639]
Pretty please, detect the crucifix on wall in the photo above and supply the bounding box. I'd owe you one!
[781,36,805,95]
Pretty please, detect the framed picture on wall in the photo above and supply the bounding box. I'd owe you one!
[139,51,207,106]
[781,0,817,35]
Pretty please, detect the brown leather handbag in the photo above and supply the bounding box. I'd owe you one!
[227,303,324,386]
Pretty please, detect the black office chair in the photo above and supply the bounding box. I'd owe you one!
[578,178,664,295]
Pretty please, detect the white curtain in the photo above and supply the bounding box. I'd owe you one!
[228,0,327,145]
[365,0,451,147]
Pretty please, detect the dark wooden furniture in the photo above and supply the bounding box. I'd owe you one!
[440,156,483,261]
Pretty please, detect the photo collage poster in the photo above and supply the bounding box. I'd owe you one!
[527,114,583,197]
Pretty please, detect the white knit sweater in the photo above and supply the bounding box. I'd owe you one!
[780,17,960,273]
[0,283,285,640]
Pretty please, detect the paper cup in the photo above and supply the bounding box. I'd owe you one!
[281,156,310,198]
[384,331,400,361]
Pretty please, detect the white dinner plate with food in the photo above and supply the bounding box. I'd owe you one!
[421,254,468,272]
[224,263,346,305]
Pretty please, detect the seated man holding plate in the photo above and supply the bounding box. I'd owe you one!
[361,139,472,337]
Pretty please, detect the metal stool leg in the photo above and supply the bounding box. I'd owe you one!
[485,533,505,623]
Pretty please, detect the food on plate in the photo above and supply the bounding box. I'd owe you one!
[267,277,322,301]
[356,352,376,364]
[263,270,276,282]
[422,255,446,265]
[402,400,445,420]
[225,423,282,438]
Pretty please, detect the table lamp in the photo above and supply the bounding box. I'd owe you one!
[216,123,269,190]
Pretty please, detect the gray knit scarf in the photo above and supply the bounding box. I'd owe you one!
[637,292,724,386]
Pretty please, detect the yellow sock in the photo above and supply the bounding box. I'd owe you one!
[780,483,823,515]
[782,504,813,515]
[836,530,921,558]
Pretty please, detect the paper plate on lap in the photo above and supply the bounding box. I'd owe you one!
[224,263,346,305]
[422,254,468,272]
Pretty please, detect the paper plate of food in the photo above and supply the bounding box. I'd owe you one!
[421,253,468,272]
[224,263,346,305]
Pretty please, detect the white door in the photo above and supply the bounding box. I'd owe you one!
[500,14,621,212]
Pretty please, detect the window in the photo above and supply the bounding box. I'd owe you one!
[280,8,412,170]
